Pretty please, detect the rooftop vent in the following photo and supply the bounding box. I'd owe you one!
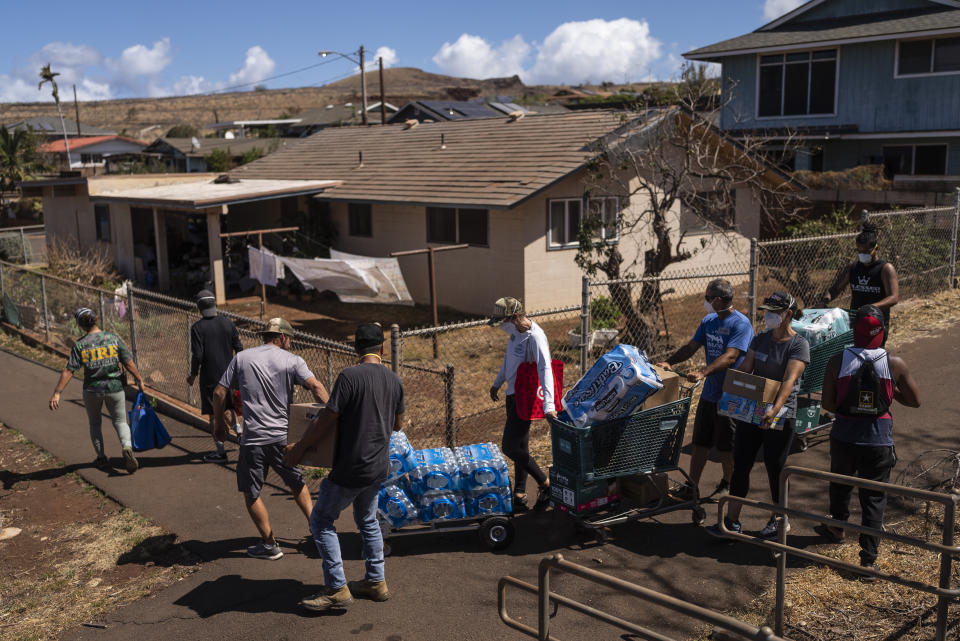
[404,119,419,130]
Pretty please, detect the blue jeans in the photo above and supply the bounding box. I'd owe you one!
[83,389,132,456]
[310,477,383,589]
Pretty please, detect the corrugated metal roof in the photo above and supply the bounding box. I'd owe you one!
[228,111,640,209]
[685,7,960,58]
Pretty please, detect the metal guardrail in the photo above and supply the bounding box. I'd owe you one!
[716,465,960,641]
[498,553,787,641]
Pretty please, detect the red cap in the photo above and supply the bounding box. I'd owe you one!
[853,310,884,349]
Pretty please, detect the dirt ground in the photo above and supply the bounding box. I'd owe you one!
[0,426,199,641]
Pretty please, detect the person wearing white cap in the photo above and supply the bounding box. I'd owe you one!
[488,297,556,512]
[49,307,145,473]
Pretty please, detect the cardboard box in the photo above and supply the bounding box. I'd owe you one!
[549,466,621,515]
[620,472,668,505]
[287,403,336,468]
[717,370,785,427]
[642,365,682,410]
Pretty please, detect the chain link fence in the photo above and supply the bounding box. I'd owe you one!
[0,225,46,265]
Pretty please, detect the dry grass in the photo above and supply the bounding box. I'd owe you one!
[884,288,960,350]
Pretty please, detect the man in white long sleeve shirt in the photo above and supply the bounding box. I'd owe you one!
[488,297,556,512]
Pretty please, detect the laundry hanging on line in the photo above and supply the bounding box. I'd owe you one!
[247,246,285,287]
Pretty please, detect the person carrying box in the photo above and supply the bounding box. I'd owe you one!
[817,304,920,577]
[212,317,328,561]
[707,292,809,540]
[657,279,753,500]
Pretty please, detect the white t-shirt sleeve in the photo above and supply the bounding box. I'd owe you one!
[531,327,555,413]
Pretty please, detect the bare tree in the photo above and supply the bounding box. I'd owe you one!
[575,65,805,352]
[38,64,73,169]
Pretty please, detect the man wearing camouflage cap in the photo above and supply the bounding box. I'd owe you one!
[488,297,556,512]
[213,317,329,560]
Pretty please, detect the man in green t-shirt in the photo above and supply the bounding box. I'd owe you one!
[49,307,146,473]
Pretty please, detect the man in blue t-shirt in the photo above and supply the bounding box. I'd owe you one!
[657,278,753,500]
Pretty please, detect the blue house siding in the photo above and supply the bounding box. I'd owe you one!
[820,137,960,174]
[722,40,960,134]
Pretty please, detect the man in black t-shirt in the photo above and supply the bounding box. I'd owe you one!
[187,289,243,462]
[285,322,405,612]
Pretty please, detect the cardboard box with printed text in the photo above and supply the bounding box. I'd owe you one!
[287,403,336,468]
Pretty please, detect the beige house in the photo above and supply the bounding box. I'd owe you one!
[28,111,777,314]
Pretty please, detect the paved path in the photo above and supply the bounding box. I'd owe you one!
[0,325,957,641]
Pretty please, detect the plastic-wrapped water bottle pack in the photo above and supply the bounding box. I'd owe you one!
[378,435,513,527]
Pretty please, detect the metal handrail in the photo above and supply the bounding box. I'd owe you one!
[715,464,960,641]
[498,554,787,641]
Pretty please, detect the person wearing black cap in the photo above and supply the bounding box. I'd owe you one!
[708,292,809,540]
[186,289,243,463]
[285,322,405,611]
[49,307,146,473]
[821,223,899,342]
[818,304,920,576]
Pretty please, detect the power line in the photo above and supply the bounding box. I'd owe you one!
[186,58,342,97]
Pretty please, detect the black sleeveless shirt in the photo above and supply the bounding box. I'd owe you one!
[849,259,887,309]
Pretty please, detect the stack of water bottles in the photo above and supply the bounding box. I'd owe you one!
[377,433,512,529]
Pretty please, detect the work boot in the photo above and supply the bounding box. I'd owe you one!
[94,455,110,470]
[122,448,139,474]
[300,585,354,611]
[348,578,390,602]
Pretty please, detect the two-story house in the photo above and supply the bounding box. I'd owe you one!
[685,0,960,186]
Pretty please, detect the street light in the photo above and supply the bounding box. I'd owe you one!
[319,46,368,126]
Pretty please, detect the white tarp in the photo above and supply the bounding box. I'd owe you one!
[329,249,414,305]
[248,246,285,287]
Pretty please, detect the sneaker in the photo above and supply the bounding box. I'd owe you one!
[247,540,283,560]
[707,479,730,499]
[94,455,110,469]
[858,561,878,583]
[533,485,551,512]
[122,448,139,474]
[203,451,228,463]
[512,494,530,513]
[300,585,354,611]
[347,579,390,602]
[706,517,741,538]
[759,516,791,539]
[673,483,697,501]
[814,522,845,543]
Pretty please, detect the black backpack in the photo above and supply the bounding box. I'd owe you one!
[837,350,890,417]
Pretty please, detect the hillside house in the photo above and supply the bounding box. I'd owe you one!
[287,102,399,136]
[684,0,960,189]
[40,135,146,172]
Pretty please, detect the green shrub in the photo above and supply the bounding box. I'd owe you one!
[589,295,621,330]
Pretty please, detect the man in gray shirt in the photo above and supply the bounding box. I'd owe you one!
[214,317,329,560]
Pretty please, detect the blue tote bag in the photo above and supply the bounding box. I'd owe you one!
[129,392,172,451]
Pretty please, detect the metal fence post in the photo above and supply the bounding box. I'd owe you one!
[326,349,333,390]
[390,323,400,374]
[950,187,959,289]
[444,363,455,448]
[127,287,139,366]
[40,273,50,343]
[748,237,758,326]
[19,228,27,264]
[935,500,956,641]
[185,311,193,405]
[580,275,589,373]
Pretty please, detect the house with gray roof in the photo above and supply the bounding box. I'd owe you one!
[142,137,290,172]
[685,0,960,186]
[6,116,116,140]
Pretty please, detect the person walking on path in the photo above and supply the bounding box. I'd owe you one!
[707,292,809,540]
[285,322,405,612]
[821,223,899,343]
[48,307,146,474]
[212,317,329,561]
[186,289,243,463]
[488,297,557,512]
[817,304,920,576]
[657,278,753,499]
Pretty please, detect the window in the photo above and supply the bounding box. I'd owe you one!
[426,207,488,246]
[80,153,103,164]
[882,144,948,177]
[758,49,837,117]
[547,197,620,248]
[680,191,737,235]
[347,203,372,237]
[94,205,111,242]
[897,37,960,76]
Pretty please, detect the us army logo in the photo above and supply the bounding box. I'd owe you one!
[858,390,875,409]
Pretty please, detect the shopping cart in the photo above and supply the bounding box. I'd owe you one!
[546,380,704,542]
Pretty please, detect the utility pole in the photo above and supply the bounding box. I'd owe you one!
[72,85,81,137]
[359,45,368,126]
[379,57,387,126]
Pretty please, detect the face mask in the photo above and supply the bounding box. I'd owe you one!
[703,299,715,313]
[858,253,873,264]
[764,312,784,331]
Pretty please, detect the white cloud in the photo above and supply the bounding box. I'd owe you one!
[763,0,806,21]
[228,46,276,87]
[371,46,397,69]
[172,75,211,95]
[431,19,663,84]
[32,42,102,69]
[0,75,45,102]
[106,38,172,82]
[76,78,112,101]
[433,33,530,79]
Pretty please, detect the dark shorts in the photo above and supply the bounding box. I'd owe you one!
[237,442,305,500]
[200,384,233,416]
[691,399,736,452]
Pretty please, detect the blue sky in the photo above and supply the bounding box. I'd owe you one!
[0,0,805,102]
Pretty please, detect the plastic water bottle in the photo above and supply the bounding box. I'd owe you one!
[377,484,419,529]
[387,431,417,483]
[419,490,465,522]
[455,443,510,492]
[464,486,512,517]
[409,447,459,495]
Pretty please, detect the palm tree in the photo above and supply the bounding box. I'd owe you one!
[38,64,72,168]
[0,127,47,218]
